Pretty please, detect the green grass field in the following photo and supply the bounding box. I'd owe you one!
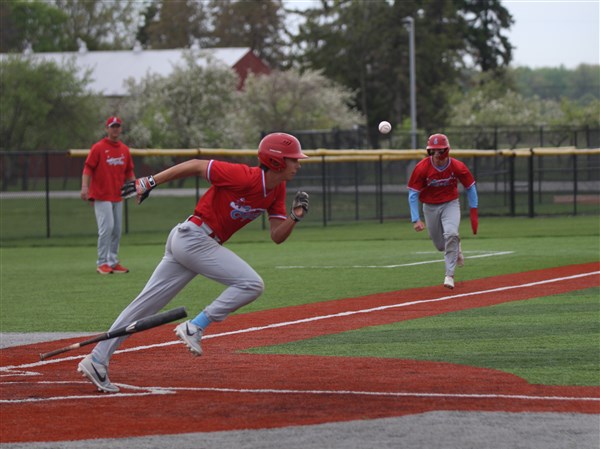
[1,215,599,385]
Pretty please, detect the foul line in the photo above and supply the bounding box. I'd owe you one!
[276,251,514,269]
[1,270,598,375]
[1,382,598,404]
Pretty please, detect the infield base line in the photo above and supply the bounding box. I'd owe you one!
[1,381,598,404]
[1,270,598,374]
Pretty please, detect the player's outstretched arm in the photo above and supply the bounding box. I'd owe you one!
[153,159,209,185]
[122,159,209,204]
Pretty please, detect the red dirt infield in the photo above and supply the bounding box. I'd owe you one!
[1,262,599,443]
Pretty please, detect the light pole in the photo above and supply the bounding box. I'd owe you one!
[403,16,417,149]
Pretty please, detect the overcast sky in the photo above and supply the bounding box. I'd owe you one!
[283,0,600,69]
[503,0,600,68]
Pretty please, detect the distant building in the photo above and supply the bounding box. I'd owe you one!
[1,43,270,98]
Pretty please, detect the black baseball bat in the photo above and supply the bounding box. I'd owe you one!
[39,306,187,361]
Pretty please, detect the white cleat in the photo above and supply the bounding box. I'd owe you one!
[175,320,203,356]
[77,354,119,393]
[444,276,455,289]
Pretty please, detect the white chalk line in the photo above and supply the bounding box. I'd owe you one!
[1,381,598,404]
[1,269,598,377]
[275,251,514,269]
[2,270,598,404]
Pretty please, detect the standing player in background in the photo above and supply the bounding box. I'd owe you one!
[77,132,310,393]
[407,133,478,289]
[81,116,135,275]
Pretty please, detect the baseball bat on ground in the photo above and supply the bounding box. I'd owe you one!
[39,306,187,361]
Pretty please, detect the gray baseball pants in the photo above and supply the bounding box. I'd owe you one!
[91,220,264,365]
[94,200,123,267]
[423,199,461,277]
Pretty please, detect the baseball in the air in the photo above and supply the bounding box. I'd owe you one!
[378,121,392,134]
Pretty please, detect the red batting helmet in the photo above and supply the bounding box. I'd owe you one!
[258,133,308,172]
[426,133,450,156]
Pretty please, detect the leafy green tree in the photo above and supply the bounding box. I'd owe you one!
[459,0,513,72]
[120,59,363,150]
[293,0,401,146]
[1,0,138,52]
[0,1,71,52]
[234,68,364,138]
[569,65,600,101]
[449,75,599,130]
[121,53,239,149]
[139,0,211,49]
[135,0,160,48]
[0,56,101,152]
[209,0,287,68]
[291,0,514,145]
[511,65,600,102]
[559,98,600,127]
[51,0,138,50]
[449,87,560,127]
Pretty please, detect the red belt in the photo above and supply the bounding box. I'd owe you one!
[187,216,220,242]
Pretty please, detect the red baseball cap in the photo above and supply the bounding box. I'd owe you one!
[105,116,122,127]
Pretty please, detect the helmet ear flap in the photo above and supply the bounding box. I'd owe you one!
[268,157,285,171]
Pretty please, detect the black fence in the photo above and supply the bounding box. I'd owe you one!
[1,148,598,242]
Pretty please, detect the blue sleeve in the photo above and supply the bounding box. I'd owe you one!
[408,189,421,222]
[466,184,478,208]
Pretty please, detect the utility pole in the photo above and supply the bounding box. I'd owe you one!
[403,17,417,149]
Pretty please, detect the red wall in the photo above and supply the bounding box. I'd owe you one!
[232,51,271,90]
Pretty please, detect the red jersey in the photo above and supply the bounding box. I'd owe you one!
[193,160,287,243]
[408,157,475,204]
[83,138,134,202]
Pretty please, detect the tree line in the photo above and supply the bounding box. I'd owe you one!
[1,0,598,152]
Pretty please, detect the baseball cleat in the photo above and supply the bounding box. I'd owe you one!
[111,263,129,273]
[77,354,120,393]
[96,264,113,275]
[457,244,464,267]
[444,276,455,289]
[175,320,203,356]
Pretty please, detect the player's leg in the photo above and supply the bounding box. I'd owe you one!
[172,222,264,320]
[107,201,122,268]
[170,221,263,354]
[91,226,196,365]
[94,201,114,272]
[441,199,461,279]
[423,203,445,252]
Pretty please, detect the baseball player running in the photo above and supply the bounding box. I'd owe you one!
[407,133,478,289]
[77,133,309,393]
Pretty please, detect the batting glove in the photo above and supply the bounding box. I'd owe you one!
[121,175,156,204]
[470,208,478,235]
[290,191,309,222]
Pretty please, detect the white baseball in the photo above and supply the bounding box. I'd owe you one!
[378,121,392,134]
